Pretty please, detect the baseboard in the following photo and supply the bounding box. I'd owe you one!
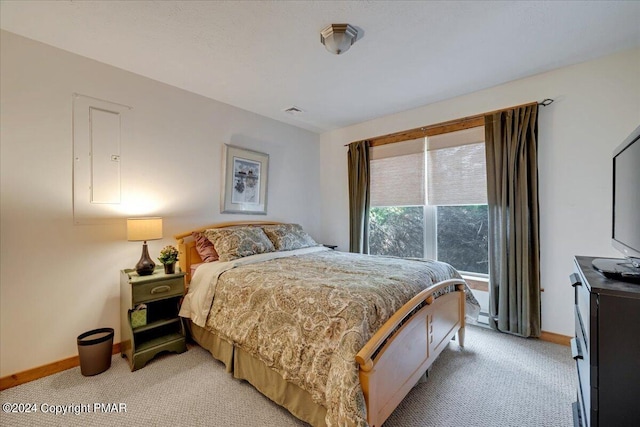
[474,321,571,347]
[539,331,571,346]
[0,342,121,391]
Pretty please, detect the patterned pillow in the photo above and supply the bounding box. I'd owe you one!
[204,227,275,262]
[192,231,218,262]
[261,224,318,251]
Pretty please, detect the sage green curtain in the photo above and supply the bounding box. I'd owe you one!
[485,105,541,338]
[347,140,371,254]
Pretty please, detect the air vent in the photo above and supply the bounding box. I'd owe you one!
[283,106,304,115]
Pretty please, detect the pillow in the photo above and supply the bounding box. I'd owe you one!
[192,231,218,262]
[261,224,318,251]
[204,227,275,262]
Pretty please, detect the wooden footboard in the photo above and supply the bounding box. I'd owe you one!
[355,279,466,427]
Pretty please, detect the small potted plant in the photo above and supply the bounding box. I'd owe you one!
[158,245,179,274]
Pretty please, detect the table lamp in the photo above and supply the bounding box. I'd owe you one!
[127,217,163,276]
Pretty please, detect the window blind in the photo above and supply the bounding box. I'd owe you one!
[370,138,425,207]
[426,126,487,206]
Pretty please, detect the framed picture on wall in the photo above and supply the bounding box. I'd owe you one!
[221,144,269,214]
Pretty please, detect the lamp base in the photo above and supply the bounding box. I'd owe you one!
[135,242,155,276]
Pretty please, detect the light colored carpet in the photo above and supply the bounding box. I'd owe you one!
[0,325,575,426]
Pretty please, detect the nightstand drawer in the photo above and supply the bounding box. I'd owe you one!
[133,277,183,303]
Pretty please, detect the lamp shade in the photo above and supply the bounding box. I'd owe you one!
[127,217,163,241]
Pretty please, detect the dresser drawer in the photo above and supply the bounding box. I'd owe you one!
[571,271,590,346]
[572,331,592,427]
[575,307,589,362]
[574,377,595,427]
[133,277,183,304]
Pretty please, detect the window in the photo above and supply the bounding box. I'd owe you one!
[369,206,425,258]
[435,205,488,274]
[369,127,488,276]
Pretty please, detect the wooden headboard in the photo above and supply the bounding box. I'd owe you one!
[174,220,282,286]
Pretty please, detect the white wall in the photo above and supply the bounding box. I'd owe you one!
[0,30,321,377]
[319,48,640,336]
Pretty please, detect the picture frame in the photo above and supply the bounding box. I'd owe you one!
[221,144,269,215]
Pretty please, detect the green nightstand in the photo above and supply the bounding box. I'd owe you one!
[120,266,187,371]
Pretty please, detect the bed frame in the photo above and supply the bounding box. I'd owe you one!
[175,221,466,427]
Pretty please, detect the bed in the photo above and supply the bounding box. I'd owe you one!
[176,221,479,427]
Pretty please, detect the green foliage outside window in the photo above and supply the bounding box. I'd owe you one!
[369,205,488,275]
[437,205,488,274]
[369,206,424,258]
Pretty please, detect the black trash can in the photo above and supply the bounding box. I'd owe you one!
[77,327,114,376]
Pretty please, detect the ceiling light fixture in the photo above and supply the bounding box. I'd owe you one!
[320,24,359,55]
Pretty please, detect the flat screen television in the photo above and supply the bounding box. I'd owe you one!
[592,124,640,282]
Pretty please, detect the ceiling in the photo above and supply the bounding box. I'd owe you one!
[1,1,639,134]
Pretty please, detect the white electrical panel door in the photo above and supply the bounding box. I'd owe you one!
[73,94,131,224]
[90,107,121,204]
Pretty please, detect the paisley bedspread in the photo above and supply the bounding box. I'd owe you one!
[180,247,480,426]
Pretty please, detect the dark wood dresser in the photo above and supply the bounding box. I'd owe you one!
[571,256,640,427]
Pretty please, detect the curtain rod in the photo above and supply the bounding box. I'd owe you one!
[345,98,554,147]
